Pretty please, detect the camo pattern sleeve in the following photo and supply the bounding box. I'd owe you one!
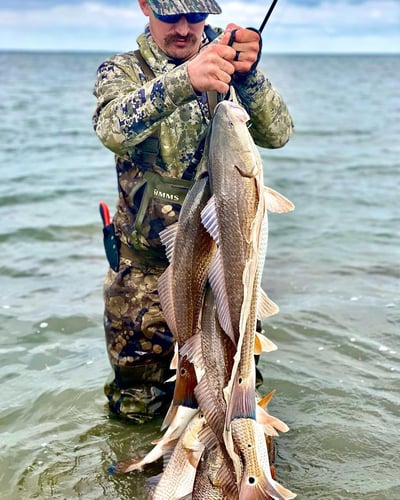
[93,47,197,157]
[234,68,294,149]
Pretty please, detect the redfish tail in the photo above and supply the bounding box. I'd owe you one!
[110,438,178,474]
[225,369,257,425]
[172,356,198,409]
[240,474,297,500]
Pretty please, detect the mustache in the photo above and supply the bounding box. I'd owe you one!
[164,33,197,46]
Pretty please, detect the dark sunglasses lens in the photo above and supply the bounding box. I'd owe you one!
[185,13,208,23]
[154,12,208,24]
[154,13,180,23]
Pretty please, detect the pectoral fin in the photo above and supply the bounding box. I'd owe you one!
[258,289,279,319]
[254,331,278,354]
[264,186,295,213]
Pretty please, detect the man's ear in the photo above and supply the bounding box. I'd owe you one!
[138,0,151,16]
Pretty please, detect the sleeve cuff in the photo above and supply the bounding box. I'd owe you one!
[163,64,198,107]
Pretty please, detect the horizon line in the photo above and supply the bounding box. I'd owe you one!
[1,47,399,56]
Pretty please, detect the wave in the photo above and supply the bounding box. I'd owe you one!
[0,223,100,243]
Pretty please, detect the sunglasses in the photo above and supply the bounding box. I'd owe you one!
[153,11,209,24]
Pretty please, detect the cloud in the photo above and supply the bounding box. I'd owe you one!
[0,2,144,52]
[215,1,399,32]
[0,0,399,52]
[0,2,141,28]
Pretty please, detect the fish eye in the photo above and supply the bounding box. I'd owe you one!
[248,476,256,484]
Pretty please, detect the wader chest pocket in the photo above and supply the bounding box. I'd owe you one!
[129,171,194,251]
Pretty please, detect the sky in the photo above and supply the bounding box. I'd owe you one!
[0,0,399,53]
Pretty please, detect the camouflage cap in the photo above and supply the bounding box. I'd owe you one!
[147,0,222,15]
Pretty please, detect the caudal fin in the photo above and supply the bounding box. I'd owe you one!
[240,473,297,500]
[225,363,257,425]
[111,437,178,474]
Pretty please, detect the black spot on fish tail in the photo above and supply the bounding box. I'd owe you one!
[171,356,198,409]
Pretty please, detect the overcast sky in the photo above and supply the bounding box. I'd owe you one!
[1,0,399,53]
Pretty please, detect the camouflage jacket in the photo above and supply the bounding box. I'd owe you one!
[93,26,293,256]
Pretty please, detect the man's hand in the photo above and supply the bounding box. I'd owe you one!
[187,43,236,94]
[186,24,261,94]
[223,23,261,74]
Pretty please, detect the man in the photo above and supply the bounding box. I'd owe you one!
[93,0,293,422]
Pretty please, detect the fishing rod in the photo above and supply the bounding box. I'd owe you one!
[205,0,280,45]
[224,0,280,54]
[211,0,281,106]
[259,0,279,33]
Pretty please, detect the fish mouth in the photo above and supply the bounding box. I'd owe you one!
[215,100,250,123]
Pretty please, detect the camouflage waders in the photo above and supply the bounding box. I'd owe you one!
[103,249,175,422]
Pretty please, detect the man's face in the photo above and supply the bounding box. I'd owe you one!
[139,0,205,61]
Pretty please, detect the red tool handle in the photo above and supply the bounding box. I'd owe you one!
[99,201,111,226]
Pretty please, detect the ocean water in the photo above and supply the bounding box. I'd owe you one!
[0,50,399,499]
